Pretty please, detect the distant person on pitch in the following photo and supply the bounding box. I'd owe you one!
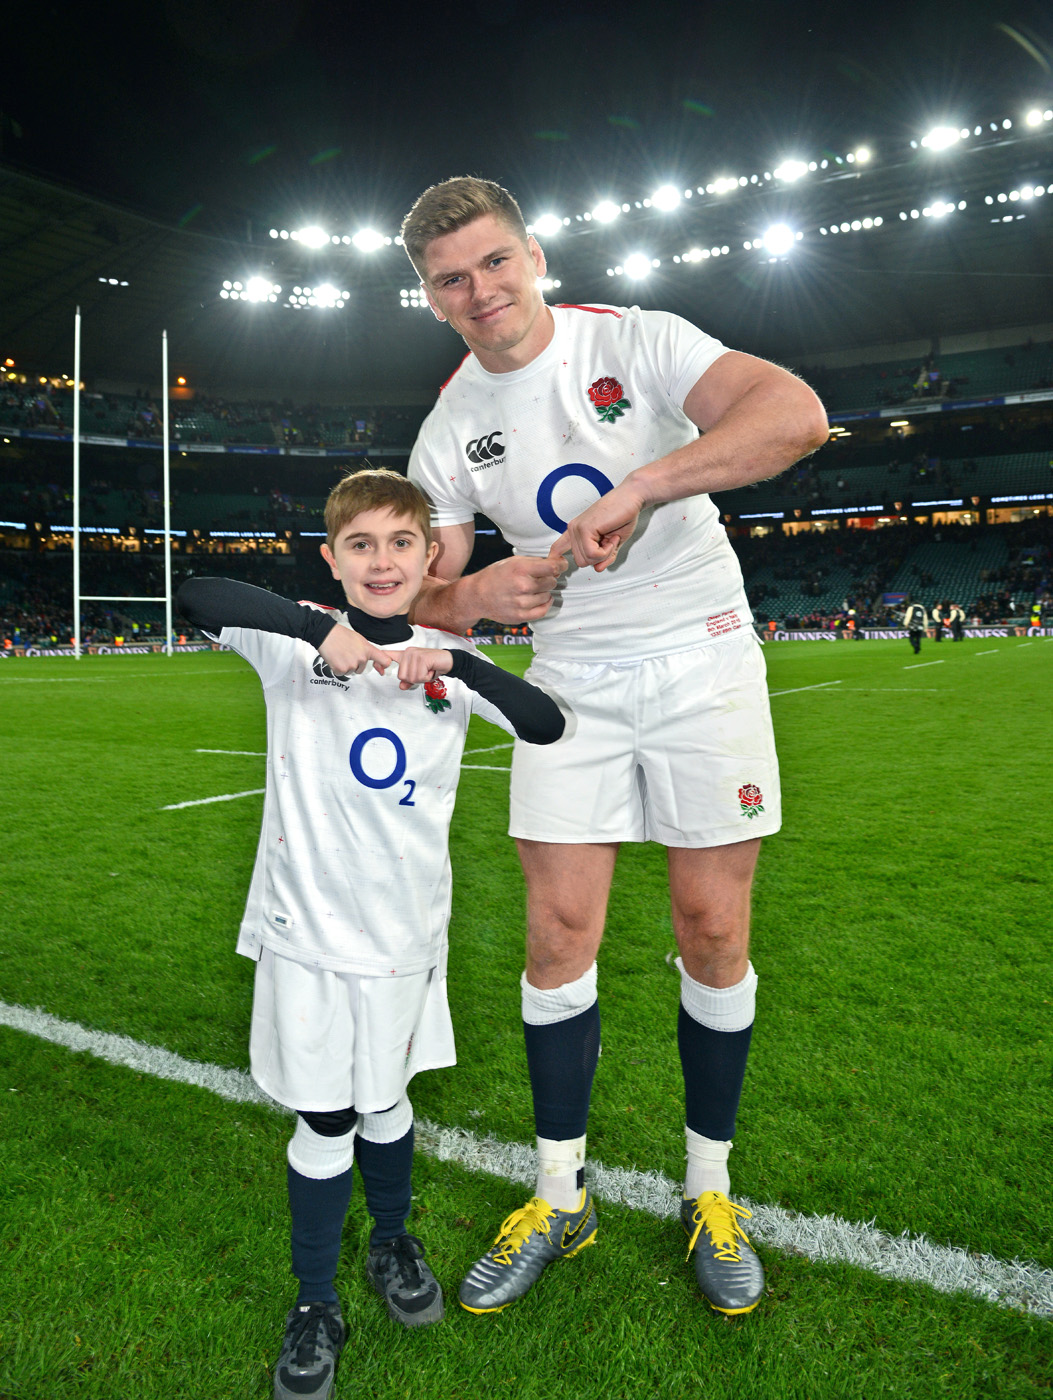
[177,469,563,1400]
[903,600,928,654]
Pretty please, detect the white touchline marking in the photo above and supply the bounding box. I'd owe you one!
[974,650,998,656]
[0,668,247,683]
[1017,643,1032,648]
[196,748,267,757]
[2,1000,1050,1318]
[460,764,511,773]
[768,680,843,697]
[161,789,265,810]
[904,661,945,669]
[463,742,514,756]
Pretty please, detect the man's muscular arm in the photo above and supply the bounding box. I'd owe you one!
[410,519,565,633]
[552,351,829,571]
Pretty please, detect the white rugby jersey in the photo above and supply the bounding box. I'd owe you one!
[409,303,753,662]
[215,612,519,977]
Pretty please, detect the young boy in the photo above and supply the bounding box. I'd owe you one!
[176,469,564,1400]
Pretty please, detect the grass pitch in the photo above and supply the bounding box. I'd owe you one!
[1,636,1051,1399]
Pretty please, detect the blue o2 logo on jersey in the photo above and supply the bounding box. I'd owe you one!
[536,463,615,532]
[349,728,407,788]
[349,728,417,805]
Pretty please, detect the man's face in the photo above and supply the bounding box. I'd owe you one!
[420,214,551,371]
[320,508,438,617]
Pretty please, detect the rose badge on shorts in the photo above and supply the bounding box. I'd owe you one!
[738,783,765,819]
[423,678,451,714]
[588,376,632,423]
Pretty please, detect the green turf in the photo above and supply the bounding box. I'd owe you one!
[1,637,1051,1398]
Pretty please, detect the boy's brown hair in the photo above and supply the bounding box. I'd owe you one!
[324,468,432,551]
[401,176,529,279]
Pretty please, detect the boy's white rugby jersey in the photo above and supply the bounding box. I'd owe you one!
[215,614,516,977]
[409,303,754,662]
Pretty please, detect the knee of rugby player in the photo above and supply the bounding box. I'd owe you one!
[524,916,604,989]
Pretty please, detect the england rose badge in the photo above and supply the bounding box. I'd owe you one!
[738,784,765,819]
[423,678,451,714]
[588,376,631,423]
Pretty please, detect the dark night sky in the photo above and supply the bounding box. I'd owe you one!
[6,0,1053,234]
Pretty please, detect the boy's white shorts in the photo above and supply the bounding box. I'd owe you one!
[510,630,781,846]
[249,947,456,1114]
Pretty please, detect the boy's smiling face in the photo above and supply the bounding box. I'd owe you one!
[321,507,438,617]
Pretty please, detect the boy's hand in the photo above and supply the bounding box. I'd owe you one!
[318,625,393,677]
[394,647,453,690]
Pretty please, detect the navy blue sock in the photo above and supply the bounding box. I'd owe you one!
[677,1003,753,1141]
[354,1125,414,1245]
[287,1164,354,1306]
[523,1002,601,1140]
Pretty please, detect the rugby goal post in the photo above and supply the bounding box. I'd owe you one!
[72,313,174,657]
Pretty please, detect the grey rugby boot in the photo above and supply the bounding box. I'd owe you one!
[366,1233,445,1327]
[681,1190,765,1314]
[273,1300,346,1400]
[459,1191,598,1313]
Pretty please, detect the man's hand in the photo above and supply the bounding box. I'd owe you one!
[318,624,393,677]
[394,647,453,690]
[473,554,567,623]
[550,479,648,572]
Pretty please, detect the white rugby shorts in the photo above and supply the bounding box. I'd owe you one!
[510,630,781,847]
[249,947,456,1113]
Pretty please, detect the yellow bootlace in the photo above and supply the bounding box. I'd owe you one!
[685,1192,753,1263]
[490,1198,555,1264]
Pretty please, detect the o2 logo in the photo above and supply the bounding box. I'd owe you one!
[536,464,615,532]
[349,727,416,806]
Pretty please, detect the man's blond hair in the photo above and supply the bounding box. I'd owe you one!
[401,176,529,278]
[324,468,432,552]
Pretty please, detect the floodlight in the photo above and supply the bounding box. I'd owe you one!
[313,283,340,307]
[352,229,386,252]
[773,160,808,182]
[244,276,275,302]
[921,126,960,151]
[622,253,654,279]
[537,276,563,291]
[532,214,563,237]
[592,200,620,223]
[855,147,871,163]
[295,225,331,248]
[1026,109,1043,127]
[762,224,797,256]
[651,185,681,211]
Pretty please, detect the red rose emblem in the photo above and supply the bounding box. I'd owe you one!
[738,784,763,806]
[588,377,623,409]
[424,678,447,701]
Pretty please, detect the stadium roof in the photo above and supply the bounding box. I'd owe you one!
[3,0,1052,400]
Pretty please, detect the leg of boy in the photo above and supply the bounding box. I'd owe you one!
[358,1097,444,1327]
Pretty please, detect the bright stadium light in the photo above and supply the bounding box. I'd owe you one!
[651,184,681,211]
[531,214,564,237]
[762,224,797,256]
[773,159,809,182]
[352,229,388,252]
[537,276,563,291]
[1026,108,1043,127]
[622,252,654,278]
[854,146,872,163]
[244,276,279,302]
[294,225,331,248]
[592,200,621,223]
[921,126,961,151]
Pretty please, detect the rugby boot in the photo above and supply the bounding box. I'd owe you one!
[682,1190,765,1314]
[459,1190,597,1313]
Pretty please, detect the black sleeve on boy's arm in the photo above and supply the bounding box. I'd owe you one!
[446,649,565,746]
[176,577,339,650]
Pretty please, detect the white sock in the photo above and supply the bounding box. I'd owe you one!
[536,1134,586,1210]
[684,1127,732,1199]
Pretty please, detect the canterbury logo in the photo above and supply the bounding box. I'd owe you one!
[560,1214,592,1250]
[465,431,505,463]
[312,655,337,680]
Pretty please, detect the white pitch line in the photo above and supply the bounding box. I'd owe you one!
[161,789,265,810]
[1,999,1050,1318]
[904,660,945,670]
[463,741,514,757]
[196,748,267,756]
[974,650,998,657]
[460,764,511,772]
[1017,643,1033,648]
[768,680,844,697]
